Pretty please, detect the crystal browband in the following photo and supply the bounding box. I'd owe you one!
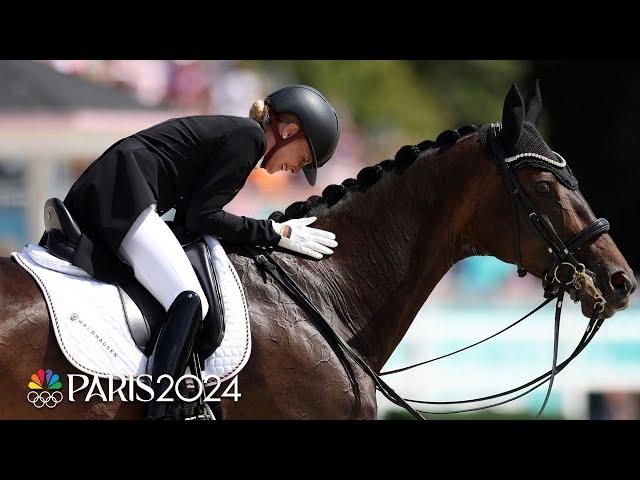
[504,151,567,168]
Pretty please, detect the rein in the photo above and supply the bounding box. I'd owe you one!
[245,246,426,420]
[244,124,610,419]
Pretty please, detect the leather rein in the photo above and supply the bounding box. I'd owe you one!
[244,123,610,419]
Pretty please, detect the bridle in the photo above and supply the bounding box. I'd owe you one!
[379,123,612,417]
[244,123,613,419]
[487,122,610,311]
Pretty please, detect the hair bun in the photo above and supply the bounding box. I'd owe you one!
[249,100,268,126]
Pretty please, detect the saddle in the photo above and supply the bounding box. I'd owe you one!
[40,198,226,359]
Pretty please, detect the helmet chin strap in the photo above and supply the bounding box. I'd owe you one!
[261,105,305,170]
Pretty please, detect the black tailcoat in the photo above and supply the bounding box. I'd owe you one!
[56,115,281,283]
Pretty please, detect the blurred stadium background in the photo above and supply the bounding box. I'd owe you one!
[1,60,638,419]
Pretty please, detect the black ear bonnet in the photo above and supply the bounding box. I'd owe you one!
[506,122,579,190]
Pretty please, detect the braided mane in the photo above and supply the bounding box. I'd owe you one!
[268,125,479,222]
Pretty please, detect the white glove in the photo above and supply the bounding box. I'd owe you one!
[270,216,338,260]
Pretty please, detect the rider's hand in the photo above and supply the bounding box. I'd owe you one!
[270,217,338,260]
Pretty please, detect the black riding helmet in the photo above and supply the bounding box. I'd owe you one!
[265,85,340,186]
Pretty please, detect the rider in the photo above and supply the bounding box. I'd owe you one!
[60,84,341,419]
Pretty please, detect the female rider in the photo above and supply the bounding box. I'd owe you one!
[60,84,340,419]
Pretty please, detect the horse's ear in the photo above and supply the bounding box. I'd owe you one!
[500,84,525,151]
[524,79,542,126]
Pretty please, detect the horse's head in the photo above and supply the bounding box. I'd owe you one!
[475,81,636,319]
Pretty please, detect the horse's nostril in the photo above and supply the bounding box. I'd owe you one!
[611,271,633,295]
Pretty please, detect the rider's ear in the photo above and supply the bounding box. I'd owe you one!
[283,123,300,138]
[524,79,542,126]
[500,84,525,152]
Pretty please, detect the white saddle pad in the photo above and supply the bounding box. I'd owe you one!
[10,237,251,383]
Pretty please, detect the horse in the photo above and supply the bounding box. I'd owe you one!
[0,83,635,419]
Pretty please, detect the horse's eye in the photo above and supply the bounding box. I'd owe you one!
[536,182,550,194]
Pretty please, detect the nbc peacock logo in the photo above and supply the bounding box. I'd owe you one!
[27,369,64,409]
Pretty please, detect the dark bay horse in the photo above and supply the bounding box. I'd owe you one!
[0,84,635,419]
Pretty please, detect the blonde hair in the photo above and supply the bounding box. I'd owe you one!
[249,100,301,130]
[249,100,269,127]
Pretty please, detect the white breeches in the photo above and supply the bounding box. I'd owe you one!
[118,204,209,320]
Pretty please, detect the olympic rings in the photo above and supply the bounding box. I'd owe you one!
[27,390,63,409]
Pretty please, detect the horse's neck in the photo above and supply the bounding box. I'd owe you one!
[313,135,492,371]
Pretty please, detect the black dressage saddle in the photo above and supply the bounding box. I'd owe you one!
[40,198,226,359]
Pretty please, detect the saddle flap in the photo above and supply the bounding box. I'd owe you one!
[118,286,151,354]
[116,239,226,359]
[117,277,166,356]
[184,240,226,358]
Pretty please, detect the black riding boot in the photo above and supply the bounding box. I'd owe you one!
[145,291,202,420]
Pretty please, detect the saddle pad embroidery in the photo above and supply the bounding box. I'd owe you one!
[10,237,251,383]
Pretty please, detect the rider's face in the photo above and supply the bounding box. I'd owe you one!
[261,122,313,176]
